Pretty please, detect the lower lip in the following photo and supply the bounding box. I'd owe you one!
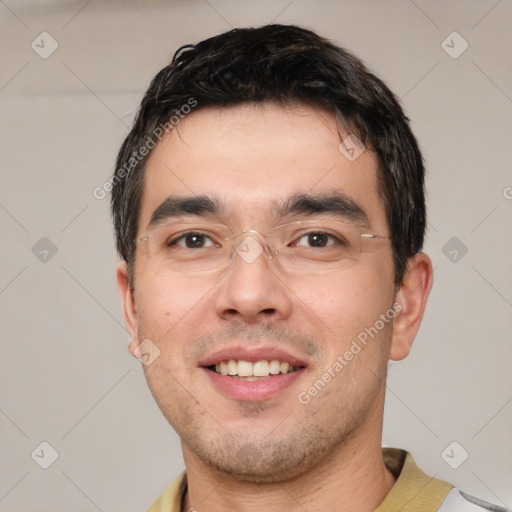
[203,368,305,401]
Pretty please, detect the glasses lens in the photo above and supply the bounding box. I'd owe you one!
[270,220,364,273]
[145,221,231,272]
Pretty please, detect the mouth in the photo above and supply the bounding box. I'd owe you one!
[199,348,308,401]
[206,359,302,381]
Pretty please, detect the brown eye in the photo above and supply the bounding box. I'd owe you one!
[307,233,329,247]
[296,232,336,248]
[172,233,215,248]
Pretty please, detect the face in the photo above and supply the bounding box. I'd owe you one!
[120,102,403,483]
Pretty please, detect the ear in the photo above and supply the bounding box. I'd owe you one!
[117,261,139,358]
[389,253,433,361]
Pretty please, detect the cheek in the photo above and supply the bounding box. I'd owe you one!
[136,269,215,328]
[288,268,390,326]
[289,269,396,374]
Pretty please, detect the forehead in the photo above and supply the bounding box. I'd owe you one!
[138,103,385,232]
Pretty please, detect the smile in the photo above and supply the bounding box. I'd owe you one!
[209,359,300,379]
[199,347,308,400]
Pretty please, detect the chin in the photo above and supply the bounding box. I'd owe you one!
[189,430,349,484]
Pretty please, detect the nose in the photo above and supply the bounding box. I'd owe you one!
[214,234,293,323]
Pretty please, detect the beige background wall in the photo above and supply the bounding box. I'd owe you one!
[1,0,511,510]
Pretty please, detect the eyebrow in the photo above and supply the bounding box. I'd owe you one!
[147,191,369,229]
[148,196,224,228]
[272,192,369,226]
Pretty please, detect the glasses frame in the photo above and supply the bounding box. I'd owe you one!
[133,219,389,273]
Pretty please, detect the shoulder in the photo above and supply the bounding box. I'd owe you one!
[145,471,187,512]
[380,448,509,512]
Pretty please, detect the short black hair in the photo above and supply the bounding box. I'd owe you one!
[111,24,426,288]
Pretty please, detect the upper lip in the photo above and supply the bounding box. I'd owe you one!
[198,346,309,368]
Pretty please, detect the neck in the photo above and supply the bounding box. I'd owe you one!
[181,419,395,512]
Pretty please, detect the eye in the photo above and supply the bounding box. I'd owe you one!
[294,232,339,248]
[171,232,216,249]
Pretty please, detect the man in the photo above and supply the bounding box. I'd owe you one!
[111,25,507,512]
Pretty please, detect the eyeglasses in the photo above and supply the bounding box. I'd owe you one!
[134,219,389,274]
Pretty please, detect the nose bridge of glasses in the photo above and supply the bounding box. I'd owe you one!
[227,229,277,265]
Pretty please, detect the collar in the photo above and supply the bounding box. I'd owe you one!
[376,448,452,511]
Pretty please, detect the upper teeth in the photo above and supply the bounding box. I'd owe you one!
[214,360,296,377]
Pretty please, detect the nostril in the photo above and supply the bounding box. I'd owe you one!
[261,308,276,315]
